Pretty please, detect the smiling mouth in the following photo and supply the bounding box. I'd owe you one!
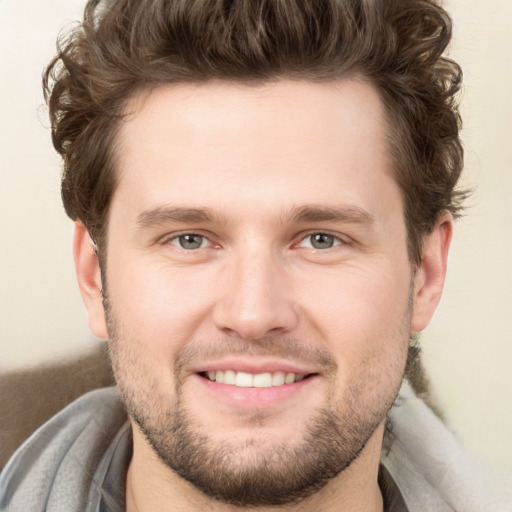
[199,370,315,388]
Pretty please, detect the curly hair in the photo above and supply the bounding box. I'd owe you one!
[44,0,465,267]
[44,0,465,265]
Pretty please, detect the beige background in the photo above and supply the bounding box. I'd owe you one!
[1,0,511,498]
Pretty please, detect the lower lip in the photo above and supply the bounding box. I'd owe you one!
[193,374,317,408]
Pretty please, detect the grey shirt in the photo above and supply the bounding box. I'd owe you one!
[1,388,129,512]
[0,383,493,511]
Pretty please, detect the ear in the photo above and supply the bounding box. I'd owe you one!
[73,221,108,340]
[410,211,453,333]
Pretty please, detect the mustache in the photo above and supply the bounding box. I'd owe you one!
[174,336,337,375]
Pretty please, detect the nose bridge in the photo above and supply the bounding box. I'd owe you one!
[213,241,298,340]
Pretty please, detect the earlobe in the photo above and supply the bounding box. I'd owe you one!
[73,221,108,340]
[410,212,453,333]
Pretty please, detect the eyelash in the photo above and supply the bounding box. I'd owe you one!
[163,232,217,250]
[295,232,348,250]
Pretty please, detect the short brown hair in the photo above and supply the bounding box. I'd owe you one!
[44,0,465,264]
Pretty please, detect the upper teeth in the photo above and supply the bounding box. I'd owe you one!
[206,370,305,388]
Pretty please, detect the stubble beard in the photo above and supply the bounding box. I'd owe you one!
[105,301,409,507]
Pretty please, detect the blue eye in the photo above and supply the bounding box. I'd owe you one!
[298,233,342,249]
[171,234,207,250]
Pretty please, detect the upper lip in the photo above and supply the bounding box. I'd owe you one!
[190,358,319,376]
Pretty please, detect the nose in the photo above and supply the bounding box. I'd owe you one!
[212,246,299,340]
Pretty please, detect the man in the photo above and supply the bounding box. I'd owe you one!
[0,0,491,510]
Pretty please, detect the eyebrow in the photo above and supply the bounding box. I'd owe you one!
[286,205,375,226]
[135,204,375,230]
[136,206,225,230]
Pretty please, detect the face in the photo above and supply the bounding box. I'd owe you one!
[77,79,446,507]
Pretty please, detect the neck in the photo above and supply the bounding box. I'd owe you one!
[125,421,385,512]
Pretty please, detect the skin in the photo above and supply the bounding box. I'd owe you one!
[74,79,452,511]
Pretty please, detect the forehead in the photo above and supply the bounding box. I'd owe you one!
[112,79,401,227]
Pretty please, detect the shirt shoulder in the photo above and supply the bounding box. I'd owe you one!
[382,381,501,512]
[0,387,129,512]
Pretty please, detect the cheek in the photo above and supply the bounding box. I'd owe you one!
[106,258,215,355]
[296,264,412,370]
